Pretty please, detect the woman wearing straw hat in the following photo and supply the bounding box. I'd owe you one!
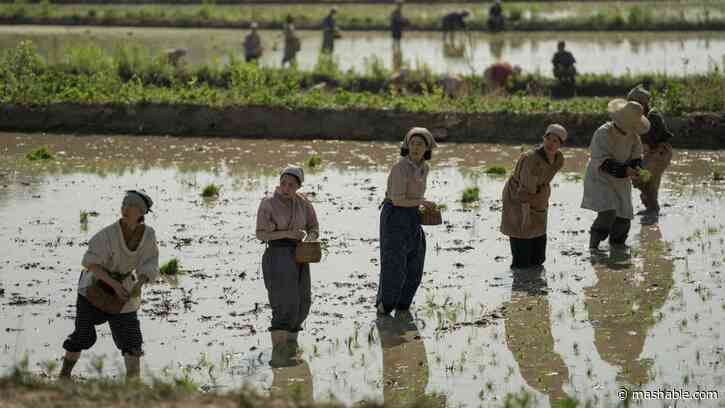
[582,99,650,250]
[256,165,319,365]
[501,124,567,269]
[59,190,159,380]
[377,127,438,316]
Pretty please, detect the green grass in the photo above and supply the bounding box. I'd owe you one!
[714,171,723,181]
[25,145,54,161]
[1,1,724,31]
[484,166,507,176]
[305,154,322,168]
[201,183,220,198]
[160,258,180,275]
[1,42,724,116]
[461,187,480,203]
[80,210,89,225]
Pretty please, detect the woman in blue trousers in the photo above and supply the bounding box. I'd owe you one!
[377,127,438,315]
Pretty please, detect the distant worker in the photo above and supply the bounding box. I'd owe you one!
[488,0,505,32]
[442,10,470,44]
[244,22,263,63]
[321,8,341,54]
[552,40,577,84]
[391,0,410,43]
[282,15,301,68]
[484,61,521,91]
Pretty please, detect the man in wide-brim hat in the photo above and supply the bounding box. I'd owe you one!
[581,99,650,250]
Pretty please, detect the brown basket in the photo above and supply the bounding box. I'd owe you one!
[86,280,125,314]
[295,241,322,264]
[420,209,443,226]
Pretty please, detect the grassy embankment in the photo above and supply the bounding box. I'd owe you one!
[1,1,724,31]
[1,41,724,114]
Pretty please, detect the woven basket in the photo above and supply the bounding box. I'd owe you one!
[420,209,443,226]
[295,241,322,264]
[86,280,125,314]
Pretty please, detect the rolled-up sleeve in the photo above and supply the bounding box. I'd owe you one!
[137,230,160,281]
[387,164,407,202]
[256,199,275,241]
[82,230,108,269]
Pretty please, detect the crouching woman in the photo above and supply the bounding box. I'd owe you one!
[256,166,319,357]
[60,190,159,380]
[500,124,566,269]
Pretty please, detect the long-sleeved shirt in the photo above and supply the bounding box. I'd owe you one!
[256,190,319,242]
[385,157,430,203]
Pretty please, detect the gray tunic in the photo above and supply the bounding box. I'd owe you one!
[581,122,643,220]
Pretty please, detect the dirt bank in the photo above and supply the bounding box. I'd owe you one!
[1,103,723,148]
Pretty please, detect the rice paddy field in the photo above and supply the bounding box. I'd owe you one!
[1,133,724,407]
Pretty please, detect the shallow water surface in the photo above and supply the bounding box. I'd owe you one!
[2,25,725,76]
[0,133,724,406]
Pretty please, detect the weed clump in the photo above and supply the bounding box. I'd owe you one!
[461,187,480,203]
[305,154,322,168]
[714,171,723,181]
[201,183,220,198]
[26,146,53,161]
[160,258,180,275]
[484,166,507,176]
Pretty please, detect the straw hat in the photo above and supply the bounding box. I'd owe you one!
[545,123,567,143]
[607,99,650,135]
[403,127,437,150]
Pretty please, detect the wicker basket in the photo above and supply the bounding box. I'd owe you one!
[86,279,125,314]
[420,209,443,226]
[295,241,322,264]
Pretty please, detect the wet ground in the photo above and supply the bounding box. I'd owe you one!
[2,25,725,76]
[0,133,724,406]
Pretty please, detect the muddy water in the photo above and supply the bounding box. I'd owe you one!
[1,133,724,406]
[2,25,725,76]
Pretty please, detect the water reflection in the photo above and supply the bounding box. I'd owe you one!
[504,267,571,405]
[584,225,674,386]
[270,346,314,404]
[375,312,432,406]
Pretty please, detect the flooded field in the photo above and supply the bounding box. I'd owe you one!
[2,25,725,76]
[1,133,725,407]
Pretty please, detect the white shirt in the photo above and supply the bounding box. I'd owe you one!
[78,220,160,313]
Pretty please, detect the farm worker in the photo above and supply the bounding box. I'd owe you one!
[441,10,470,44]
[59,190,159,380]
[500,124,566,269]
[256,165,319,367]
[391,0,410,43]
[552,40,577,84]
[582,99,649,250]
[282,15,301,68]
[627,85,674,223]
[376,127,438,315]
[488,0,504,32]
[244,22,263,63]
[321,8,340,53]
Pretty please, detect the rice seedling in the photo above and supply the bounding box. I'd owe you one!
[304,154,322,168]
[160,258,180,276]
[25,146,54,161]
[201,183,220,198]
[461,187,480,203]
[484,166,507,176]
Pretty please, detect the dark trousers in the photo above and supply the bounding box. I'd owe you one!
[509,235,547,269]
[376,202,426,313]
[63,294,143,356]
[590,210,631,246]
[262,243,312,332]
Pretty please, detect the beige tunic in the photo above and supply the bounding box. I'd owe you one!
[581,122,643,219]
[385,157,429,202]
[79,220,160,313]
[256,190,319,241]
[500,147,564,239]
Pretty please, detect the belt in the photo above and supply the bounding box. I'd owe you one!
[268,239,298,247]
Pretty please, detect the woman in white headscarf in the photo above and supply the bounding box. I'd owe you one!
[376,127,438,316]
[582,99,650,250]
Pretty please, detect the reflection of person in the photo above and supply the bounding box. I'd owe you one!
[256,166,320,360]
[244,22,263,63]
[552,41,576,84]
[376,312,429,406]
[377,128,438,315]
[442,10,470,44]
[504,267,570,404]
[60,190,159,379]
[627,85,674,222]
[321,8,340,54]
[282,15,301,68]
[585,225,674,385]
[501,124,566,269]
[582,99,649,250]
[488,0,504,32]
[270,347,314,403]
[391,0,410,42]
